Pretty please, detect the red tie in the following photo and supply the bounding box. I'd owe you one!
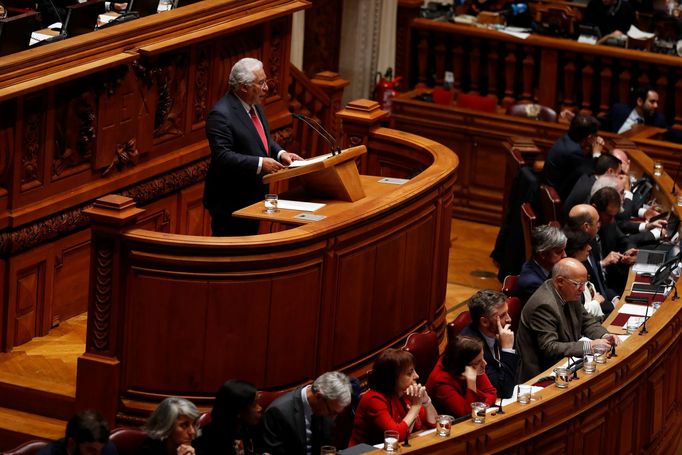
[249,107,268,155]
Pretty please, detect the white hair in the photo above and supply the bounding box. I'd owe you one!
[590,174,619,197]
[145,397,201,440]
[229,58,263,91]
[313,371,352,407]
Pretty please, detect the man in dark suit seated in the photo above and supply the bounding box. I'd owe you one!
[460,290,519,398]
[563,152,622,219]
[602,86,667,134]
[37,410,118,455]
[541,114,603,202]
[262,371,352,455]
[515,258,620,383]
[583,0,635,44]
[516,225,567,304]
[203,57,302,236]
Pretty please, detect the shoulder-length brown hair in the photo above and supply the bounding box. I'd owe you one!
[441,336,483,377]
[368,348,415,396]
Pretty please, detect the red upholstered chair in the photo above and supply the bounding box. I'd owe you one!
[520,202,537,261]
[2,440,48,455]
[456,93,498,113]
[109,427,147,455]
[403,331,439,381]
[506,296,522,333]
[446,311,472,342]
[258,389,288,410]
[539,184,562,225]
[431,87,454,106]
[501,274,519,297]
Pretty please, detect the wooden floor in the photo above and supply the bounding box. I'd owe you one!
[0,218,499,446]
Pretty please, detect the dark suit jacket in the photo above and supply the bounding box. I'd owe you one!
[262,387,334,455]
[459,324,519,398]
[203,91,283,221]
[602,103,668,133]
[515,281,607,382]
[516,260,550,304]
[563,173,596,219]
[540,134,594,202]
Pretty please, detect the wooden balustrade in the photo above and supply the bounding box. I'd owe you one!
[76,103,458,425]
[395,9,682,127]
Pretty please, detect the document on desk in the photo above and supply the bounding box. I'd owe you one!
[277,199,326,212]
[499,28,530,40]
[619,303,657,317]
[288,153,333,168]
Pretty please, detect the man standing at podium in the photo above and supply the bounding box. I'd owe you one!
[204,57,302,236]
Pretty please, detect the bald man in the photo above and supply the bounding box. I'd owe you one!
[515,258,620,382]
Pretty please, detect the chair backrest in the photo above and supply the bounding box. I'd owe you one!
[501,274,519,297]
[2,440,48,455]
[539,184,562,225]
[506,296,522,333]
[456,93,498,113]
[446,311,472,342]
[198,411,212,428]
[109,427,147,455]
[520,202,537,262]
[505,103,557,122]
[402,331,439,381]
[431,87,454,106]
[258,389,288,410]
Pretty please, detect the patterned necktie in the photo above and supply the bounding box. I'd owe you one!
[249,107,268,154]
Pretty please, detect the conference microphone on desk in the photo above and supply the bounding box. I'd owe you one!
[291,113,342,156]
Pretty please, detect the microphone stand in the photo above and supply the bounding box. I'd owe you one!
[292,113,342,156]
[642,251,681,334]
[495,355,506,414]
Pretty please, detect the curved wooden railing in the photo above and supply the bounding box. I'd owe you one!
[365,146,682,454]
[76,101,458,425]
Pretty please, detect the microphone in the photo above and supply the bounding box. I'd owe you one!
[291,113,342,156]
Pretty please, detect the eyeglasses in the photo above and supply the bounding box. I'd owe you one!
[565,278,587,289]
[251,79,270,89]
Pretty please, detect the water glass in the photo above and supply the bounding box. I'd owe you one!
[320,446,336,455]
[264,193,278,214]
[554,367,570,388]
[436,415,454,437]
[594,345,609,364]
[471,402,487,424]
[583,354,596,374]
[654,161,663,177]
[383,430,400,453]
[626,318,640,334]
[517,385,532,404]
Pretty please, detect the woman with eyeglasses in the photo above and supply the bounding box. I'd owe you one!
[425,336,497,418]
[348,348,437,447]
[194,379,265,455]
[140,397,200,455]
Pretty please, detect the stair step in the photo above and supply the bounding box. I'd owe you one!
[0,406,65,451]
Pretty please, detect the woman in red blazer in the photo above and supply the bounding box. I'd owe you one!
[348,348,437,446]
[426,335,497,417]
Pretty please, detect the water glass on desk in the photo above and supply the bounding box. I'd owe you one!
[264,194,278,214]
[383,430,400,453]
[594,345,609,364]
[654,161,663,177]
[583,354,596,374]
[517,385,532,404]
[436,415,454,437]
[471,402,487,424]
[554,367,570,388]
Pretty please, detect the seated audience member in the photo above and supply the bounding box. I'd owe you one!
[591,186,658,293]
[564,228,616,319]
[426,336,497,417]
[583,0,635,43]
[541,114,602,201]
[140,397,200,455]
[603,87,667,134]
[563,153,622,219]
[349,349,437,447]
[195,380,264,455]
[460,290,519,398]
[37,410,117,455]
[516,225,567,303]
[516,258,620,382]
[263,371,352,454]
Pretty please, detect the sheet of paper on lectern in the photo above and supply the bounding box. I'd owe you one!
[288,153,333,168]
[277,199,326,212]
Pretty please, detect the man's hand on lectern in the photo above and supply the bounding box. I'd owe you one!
[263,158,285,174]
[279,151,303,165]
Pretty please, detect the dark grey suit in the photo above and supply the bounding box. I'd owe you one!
[262,387,334,455]
[515,281,607,382]
[203,91,283,236]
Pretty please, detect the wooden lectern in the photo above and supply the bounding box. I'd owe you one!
[263,145,367,202]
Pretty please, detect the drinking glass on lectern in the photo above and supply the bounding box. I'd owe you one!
[594,345,609,364]
[517,385,532,404]
[436,415,454,436]
[471,402,487,424]
[583,354,596,374]
[264,194,278,214]
[554,367,570,388]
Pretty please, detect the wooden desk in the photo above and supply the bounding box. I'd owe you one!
[233,175,403,225]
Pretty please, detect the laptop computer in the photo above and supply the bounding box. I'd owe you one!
[62,0,105,37]
[0,11,39,56]
[633,240,679,274]
[126,0,160,17]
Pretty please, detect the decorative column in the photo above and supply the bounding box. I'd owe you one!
[311,71,350,141]
[75,195,144,426]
